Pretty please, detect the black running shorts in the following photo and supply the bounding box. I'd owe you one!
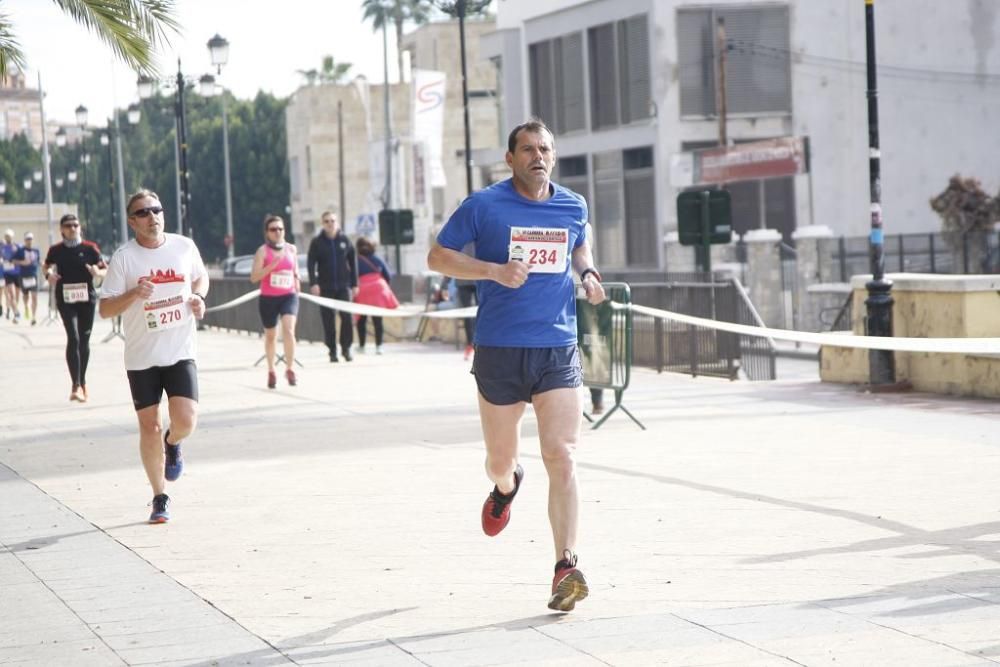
[472,345,582,405]
[126,359,199,411]
[258,292,299,329]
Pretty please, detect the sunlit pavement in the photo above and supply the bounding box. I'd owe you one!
[3,299,1000,666]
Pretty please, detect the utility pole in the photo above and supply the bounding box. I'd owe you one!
[338,99,346,224]
[716,15,728,148]
[863,0,896,385]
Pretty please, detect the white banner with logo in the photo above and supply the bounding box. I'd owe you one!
[412,69,447,188]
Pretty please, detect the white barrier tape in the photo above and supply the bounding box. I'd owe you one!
[204,288,480,320]
[618,302,1000,355]
[204,289,261,313]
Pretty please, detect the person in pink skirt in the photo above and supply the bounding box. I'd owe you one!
[354,237,398,354]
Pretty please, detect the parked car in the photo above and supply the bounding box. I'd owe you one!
[222,253,309,280]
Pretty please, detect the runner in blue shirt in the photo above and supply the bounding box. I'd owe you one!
[1,229,21,323]
[14,231,41,324]
[428,119,605,612]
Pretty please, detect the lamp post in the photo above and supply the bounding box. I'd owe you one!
[380,1,393,210]
[138,60,193,238]
[863,0,895,385]
[75,105,91,226]
[435,0,491,197]
[207,33,235,258]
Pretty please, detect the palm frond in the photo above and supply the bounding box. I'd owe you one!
[49,0,179,75]
[0,12,27,80]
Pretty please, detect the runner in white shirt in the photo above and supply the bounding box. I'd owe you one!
[99,189,209,524]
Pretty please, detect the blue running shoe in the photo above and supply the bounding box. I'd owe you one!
[149,494,170,523]
[164,430,184,482]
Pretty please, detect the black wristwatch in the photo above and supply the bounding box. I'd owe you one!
[192,291,206,304]
[580,267,601,283]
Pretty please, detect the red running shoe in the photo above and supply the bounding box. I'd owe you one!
[548,550,588,612]
[481,464,523,536]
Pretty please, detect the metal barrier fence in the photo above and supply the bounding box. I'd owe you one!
[626,274,776,381]
[578,283,643,430]
[819,231,1000,282]
[201,278,327,344]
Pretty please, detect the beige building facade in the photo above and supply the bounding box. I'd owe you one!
[0,69,44,148]
[285,18,500,279]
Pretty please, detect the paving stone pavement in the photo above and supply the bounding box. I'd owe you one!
[2,301,1000,666]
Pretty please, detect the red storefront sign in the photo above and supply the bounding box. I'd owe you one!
[695,136,809,185]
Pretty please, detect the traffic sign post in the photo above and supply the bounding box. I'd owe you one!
[378,209,415,273]
[676,189,733,274]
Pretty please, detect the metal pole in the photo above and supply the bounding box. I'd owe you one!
[176,59,192,238]
[458,0,474,195]
[81,154,88,225]
[863,0,895,384]
[113,111,128,244]
[716,15,728,147]
[173,117,182,233]
[382,17,392,210]
[221,91,234,257]
[36,73,55,248]
[105,120,117,245]
[338,99,345,225]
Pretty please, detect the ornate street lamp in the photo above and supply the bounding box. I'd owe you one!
[127,103,141,125]
[434,0,492,196]
[207,33,235,257]
[55,128,66,148]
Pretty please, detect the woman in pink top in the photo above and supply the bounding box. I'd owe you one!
[250,214,300,388]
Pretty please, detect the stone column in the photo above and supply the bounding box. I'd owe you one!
[791,225,834,331]
[664,231,695,273]
[742,228,783,328]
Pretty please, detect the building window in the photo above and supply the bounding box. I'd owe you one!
[618,15,651,124]
[556,155,590,207]
[623,147,657,266]
[589,14,652,131]
[677,5,791,117]
[529,32,585,134]
[289,156,301,202]
[305,145,313,189]
[593,150,625,266]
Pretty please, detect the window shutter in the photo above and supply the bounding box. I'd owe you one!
[588,23,619,130]
[529,41,556,130]
[719,6,791,114]
[677,9,715,117]
[557,33,586,132]
[619,15,651,124]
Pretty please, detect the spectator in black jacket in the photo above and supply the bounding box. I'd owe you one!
[307,211,358,361]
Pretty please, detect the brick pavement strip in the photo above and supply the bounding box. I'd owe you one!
[2,300,1000,666]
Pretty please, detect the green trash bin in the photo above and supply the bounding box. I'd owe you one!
[577,282,644,430]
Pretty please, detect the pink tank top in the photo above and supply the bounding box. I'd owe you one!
[260,246,297,296]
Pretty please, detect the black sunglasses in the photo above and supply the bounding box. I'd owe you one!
[129,205,164,218]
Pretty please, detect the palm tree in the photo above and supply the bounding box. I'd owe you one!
[0,0,178,78]
[319,55,353,84]
[297,56,352,87]
[360,0,434,82]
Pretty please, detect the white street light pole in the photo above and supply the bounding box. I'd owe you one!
[208,34,235,258]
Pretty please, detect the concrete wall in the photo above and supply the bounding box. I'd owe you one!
[820,274,1000,398]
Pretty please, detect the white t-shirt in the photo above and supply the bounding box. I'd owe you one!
[101,234,207,371]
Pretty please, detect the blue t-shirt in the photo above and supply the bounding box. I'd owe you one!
[13,246,40,276]
[1,243,20,276]
[436,178,587,348]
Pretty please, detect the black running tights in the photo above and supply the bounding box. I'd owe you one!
[59,302,95,387]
